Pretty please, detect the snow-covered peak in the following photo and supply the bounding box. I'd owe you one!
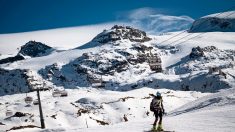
[203,11,235,19]
[189,11,235,32]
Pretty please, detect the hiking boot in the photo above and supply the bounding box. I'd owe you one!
[157,124,164,131]
[151,125,157,131]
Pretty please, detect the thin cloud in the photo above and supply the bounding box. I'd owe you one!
[116,7,169,20]
[116,7,194,34]
[128,7,164,20]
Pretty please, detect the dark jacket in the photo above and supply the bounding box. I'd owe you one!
[150,96,164,112]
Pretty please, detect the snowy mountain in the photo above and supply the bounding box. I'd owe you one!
[0,24,235,94]
[189,11,235,32]
[0,11,235,132]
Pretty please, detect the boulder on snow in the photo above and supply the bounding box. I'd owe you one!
[189,46,204,58]
[76,97,100,110]
[190,46,219,59]
[13,112,27,117]
[76,97,97,105]
[202,46,218,52]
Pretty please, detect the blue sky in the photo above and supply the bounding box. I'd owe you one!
[0,0,234,33]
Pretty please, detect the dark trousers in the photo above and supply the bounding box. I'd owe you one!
[153,109,163,126]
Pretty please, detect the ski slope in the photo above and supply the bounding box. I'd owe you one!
[0,87,208,132]
[1,87,234,132]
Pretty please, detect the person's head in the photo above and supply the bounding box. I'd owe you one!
[156,91,161,97]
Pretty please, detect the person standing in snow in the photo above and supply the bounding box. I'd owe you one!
[150,91,165,131]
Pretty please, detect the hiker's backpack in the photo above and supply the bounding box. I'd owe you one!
[150,97,162,112]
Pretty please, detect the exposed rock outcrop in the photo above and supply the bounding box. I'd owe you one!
[0,54,25,64]
[19,40,54,57]
[92,25,152,43]
[0,41,54,64]
[189,46,204,58]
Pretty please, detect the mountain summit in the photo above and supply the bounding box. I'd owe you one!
[93,25,152,43]
[77,25,151,49]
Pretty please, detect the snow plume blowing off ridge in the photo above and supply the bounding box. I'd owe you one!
[118,7,194,34]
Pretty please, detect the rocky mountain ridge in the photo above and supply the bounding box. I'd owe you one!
[0,24,235,95]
